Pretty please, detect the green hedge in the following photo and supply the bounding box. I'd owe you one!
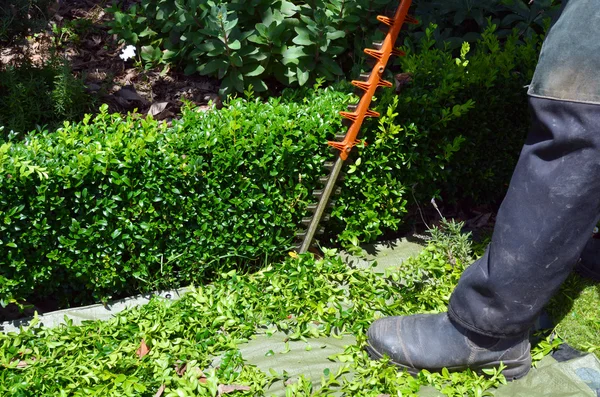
[332,25,540,243]
[0,87,348,307]
[0,26,541,307]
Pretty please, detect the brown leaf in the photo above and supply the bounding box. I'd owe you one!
[394,73,412,93]
[194,368,208,383]
[175,362,187,376]
[148,102,172,120]
[154,384,166,397]
[217,384,251,395]
[136,339,150,358]
[117,86,148,104]
[16,360,28,368]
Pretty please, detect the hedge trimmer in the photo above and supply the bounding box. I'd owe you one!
[296,0,416,253]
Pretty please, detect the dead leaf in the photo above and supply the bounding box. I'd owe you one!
[218,384,251,395]
[195,105,214,113]
[148,102,173,120]
[117,86,148,104]
[175,362,187,376]
[16,360,28,368]
[154,384,166,397]
[394,73,412,93]
[136,339,150,358]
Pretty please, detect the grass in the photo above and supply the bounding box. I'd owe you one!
[548,273,600,359]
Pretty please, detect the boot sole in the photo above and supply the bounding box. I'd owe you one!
[365,342,531,381]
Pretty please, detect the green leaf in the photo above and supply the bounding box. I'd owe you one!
[281,46,305,65]
[296,67,309,86]
[245,65,265,77]
[292,27,313,46]
[326,30,345,41]
[198,59,228,75]
[319,55,343,75]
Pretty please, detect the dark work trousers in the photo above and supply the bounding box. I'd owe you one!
[448,0,600,338]
[448,97,600,338]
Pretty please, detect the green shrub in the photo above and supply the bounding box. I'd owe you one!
[411,0,560,49]
[0,0,53,44]
[0,25,540,307]
[331,24,541,244]
[106,0,399,95]
[0,87,349,307]
[0,59,91,138]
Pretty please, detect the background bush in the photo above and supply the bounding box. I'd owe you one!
[331,24,540,243]
[0,59,91,138]
[106,0,557,95]
[106,0,402,95]
[0,0,54,44]
[0,25,540,308]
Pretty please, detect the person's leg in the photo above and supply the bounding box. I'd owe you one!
[367,96,600,380]
[448,97,600,338]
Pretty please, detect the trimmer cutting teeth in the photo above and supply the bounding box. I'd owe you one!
[295,0,417,253]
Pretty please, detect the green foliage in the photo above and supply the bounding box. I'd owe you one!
[0,59,91,138]
[0,0,53,44]
[1,227,548,396]
[331,24,540,244]
[50,17,94,48]
[0,26,541,306]
[106,0,398,95]
[546,274,600,359]
[0,88,349,306]
[413,0,561,48]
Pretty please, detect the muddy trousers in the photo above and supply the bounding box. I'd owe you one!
[448,96,600,339]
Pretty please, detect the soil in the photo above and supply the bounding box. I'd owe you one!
[0,0,222,121]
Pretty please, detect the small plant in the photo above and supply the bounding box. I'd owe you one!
[50,18,94,48]
[0,58,91,137]
[0,0,54,44]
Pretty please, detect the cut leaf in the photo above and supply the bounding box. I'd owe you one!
[136,339,150,358]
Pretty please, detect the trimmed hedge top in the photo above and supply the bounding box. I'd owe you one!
[0,87,349,306]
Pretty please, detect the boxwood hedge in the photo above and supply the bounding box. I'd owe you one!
[0,87,349,307]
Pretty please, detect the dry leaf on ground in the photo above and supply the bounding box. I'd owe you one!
[218,384,251,395]
[154,383,166,397]
[136,339,150,358]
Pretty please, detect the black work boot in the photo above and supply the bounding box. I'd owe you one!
[575,236,600,282]
[366,313,531,380]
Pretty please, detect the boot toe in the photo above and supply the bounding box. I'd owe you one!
[366,316,416,369]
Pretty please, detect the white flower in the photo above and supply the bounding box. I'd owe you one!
[594,226,599,234]
[119,45,136,61]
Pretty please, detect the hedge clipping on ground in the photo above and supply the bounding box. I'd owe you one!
[1,223,563,397]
